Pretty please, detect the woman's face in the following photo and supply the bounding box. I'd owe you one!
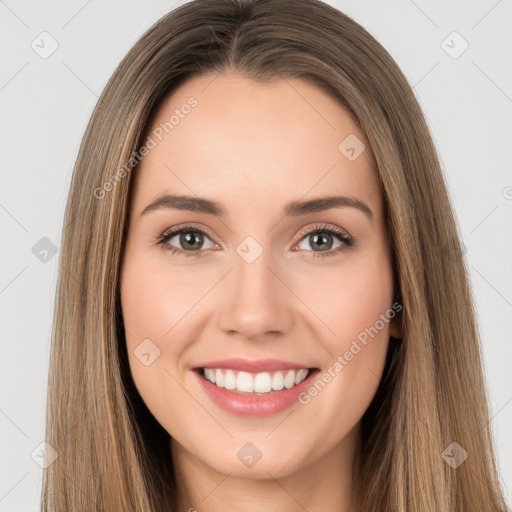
[120,70,400,480]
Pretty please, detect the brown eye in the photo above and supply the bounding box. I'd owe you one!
[305,231,336,252]
[157,226,218,257]
[296,225,353,257]
[177,231,205,251]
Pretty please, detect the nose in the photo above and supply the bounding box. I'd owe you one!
[216,246,294,341]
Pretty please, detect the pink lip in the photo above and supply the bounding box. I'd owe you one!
[193,366,320,417]
[192,357,313,373]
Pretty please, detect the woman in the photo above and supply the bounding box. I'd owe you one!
[42,0,510,510]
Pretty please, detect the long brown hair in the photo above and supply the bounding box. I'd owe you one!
[42,0,510,510]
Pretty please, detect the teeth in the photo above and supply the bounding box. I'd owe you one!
[224,370,236,390]
[202,368,310,394]
[284,370,295,389]
[237,371,254,392]
[215,369,225,388]
[295,369,308,384]
[272,371,284,390]
[254,372,272,393]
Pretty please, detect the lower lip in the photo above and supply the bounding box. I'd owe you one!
[194,369,319,417]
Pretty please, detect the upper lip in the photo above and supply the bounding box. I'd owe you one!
[192,358,315,373]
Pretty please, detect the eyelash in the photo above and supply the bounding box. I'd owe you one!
[155,223,354,259]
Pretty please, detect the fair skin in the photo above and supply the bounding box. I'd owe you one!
[120,70,401,511]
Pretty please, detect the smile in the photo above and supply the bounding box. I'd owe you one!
[194,363,320,417]
[202,368,310,394]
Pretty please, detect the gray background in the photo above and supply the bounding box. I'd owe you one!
[1,0,511,510]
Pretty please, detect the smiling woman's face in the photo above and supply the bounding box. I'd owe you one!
[120,70,400,484]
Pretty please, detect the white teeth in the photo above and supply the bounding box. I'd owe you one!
[236,371,254,392]
[272,371,284,390]
[254,372,272,393]
[215,369,224,388]
[204,368,215,383]
[202,368,310,394]
[284,370,295,389]
[224,370,236,390]
[295,369,308,385]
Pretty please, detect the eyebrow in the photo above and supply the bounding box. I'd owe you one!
[140,193,373,220]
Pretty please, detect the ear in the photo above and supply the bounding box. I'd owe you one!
[389,303,403,339]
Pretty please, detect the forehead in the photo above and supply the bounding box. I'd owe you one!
[131,70,382,220]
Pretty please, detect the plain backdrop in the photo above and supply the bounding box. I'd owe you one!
[1,0,511,510]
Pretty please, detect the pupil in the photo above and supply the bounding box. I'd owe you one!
[181,231,203,250]
[312,232,332,251]
[177,231,334,252]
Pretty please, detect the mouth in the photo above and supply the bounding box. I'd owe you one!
[194,367,320,396]
[191,357,321,416]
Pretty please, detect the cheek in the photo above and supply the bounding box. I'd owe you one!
[292,249,394,352]
[120,251,213,344]
[120,253,224,428]
[292,252,394,427]
[120,257,191,418]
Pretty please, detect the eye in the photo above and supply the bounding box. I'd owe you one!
[155,223,354,258]
[294,224,354,258]
[156,224,218,258]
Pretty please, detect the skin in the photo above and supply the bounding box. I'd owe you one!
[120,69,401,512]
